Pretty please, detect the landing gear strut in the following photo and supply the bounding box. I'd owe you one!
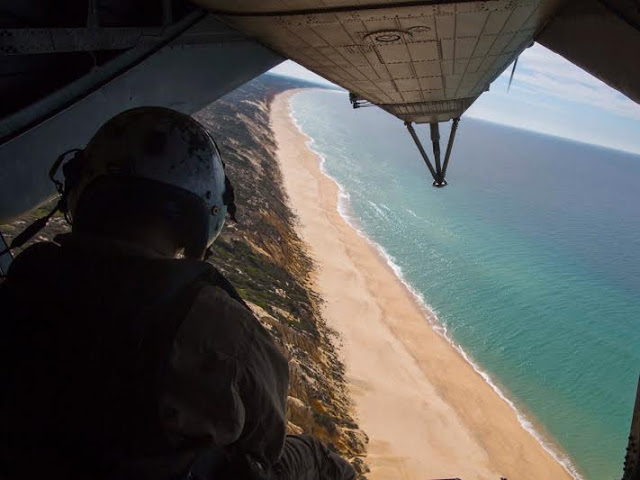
[405,118,460,188]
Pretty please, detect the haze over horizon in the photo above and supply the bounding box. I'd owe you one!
[269,43,640,156]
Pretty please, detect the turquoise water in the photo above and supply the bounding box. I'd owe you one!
[289,89,640,480]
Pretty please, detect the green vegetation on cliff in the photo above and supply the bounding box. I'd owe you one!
[1,74,368,475]
[196,75,368,475]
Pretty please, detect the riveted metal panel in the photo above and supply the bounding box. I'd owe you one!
[195,0,566,122]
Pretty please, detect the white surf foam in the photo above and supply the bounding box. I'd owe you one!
[285,92,583,480]
[367,201,387,218]
[407,208,419,219]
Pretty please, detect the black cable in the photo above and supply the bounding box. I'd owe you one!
[0,148,80,257]
[0,205,59,257]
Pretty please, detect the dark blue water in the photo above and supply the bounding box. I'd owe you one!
[291,89,640,479]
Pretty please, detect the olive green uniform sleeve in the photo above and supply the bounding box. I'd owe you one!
[160,285,289,466]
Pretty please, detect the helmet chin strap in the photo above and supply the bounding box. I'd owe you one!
[55,149,85,220]
[222,175,237,223]
[204,174,237,262]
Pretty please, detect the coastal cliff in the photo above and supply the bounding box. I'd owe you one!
[195,75,369,475]
[0,74,368,475]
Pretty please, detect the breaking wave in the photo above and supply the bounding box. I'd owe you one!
[287,92,583,480]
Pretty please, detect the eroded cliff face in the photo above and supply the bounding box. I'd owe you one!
[195,75,369,475]
[1,74,368,476]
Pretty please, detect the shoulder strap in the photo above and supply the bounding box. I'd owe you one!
[199,265,251,311]
[0,246,253,480]
[108,265,247,460]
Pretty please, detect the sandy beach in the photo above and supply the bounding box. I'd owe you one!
[271,90,575,480]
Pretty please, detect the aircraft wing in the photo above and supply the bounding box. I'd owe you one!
[199,0,567,123]
[2,0,639,224]
[536,0,640,105]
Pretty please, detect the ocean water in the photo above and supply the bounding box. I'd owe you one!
[289,89,640,480]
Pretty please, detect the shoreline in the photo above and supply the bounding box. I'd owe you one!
[287,92,581,479]
[272,89,578,480]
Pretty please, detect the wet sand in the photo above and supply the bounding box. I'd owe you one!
[271,90,575,480]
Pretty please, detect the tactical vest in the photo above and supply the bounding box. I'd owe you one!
[0,239,248,480]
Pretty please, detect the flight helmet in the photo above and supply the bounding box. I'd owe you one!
[66,107,234,258]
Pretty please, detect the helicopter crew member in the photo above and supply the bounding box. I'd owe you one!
[0,107,356,480]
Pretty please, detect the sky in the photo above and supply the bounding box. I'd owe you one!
[269,44,640,155]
